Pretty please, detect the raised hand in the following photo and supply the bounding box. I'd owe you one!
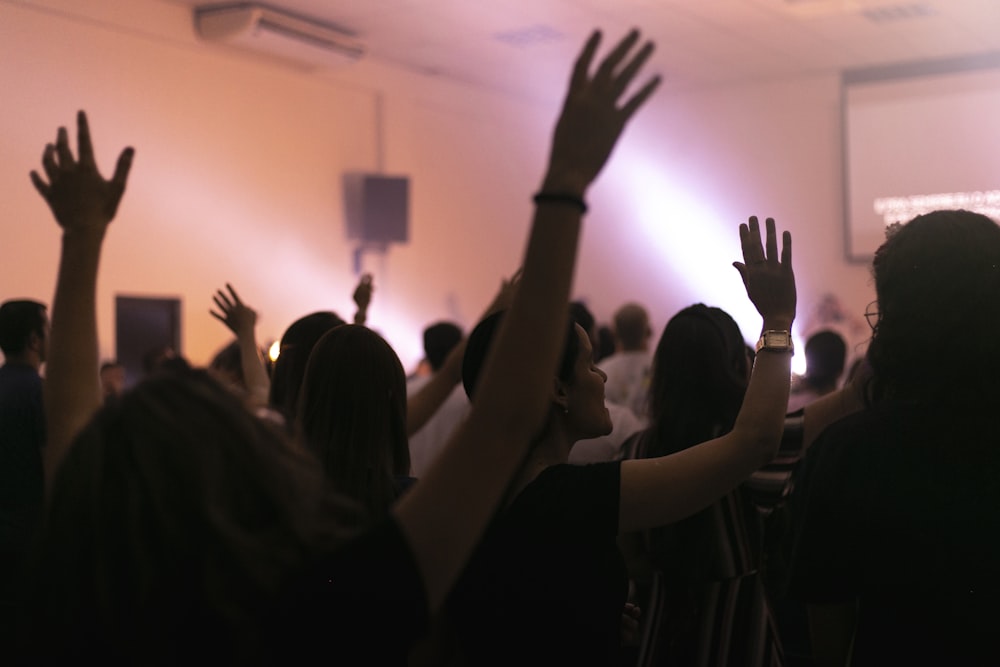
[541,29,661,196]
[732,216,796,328]
[353,273,374,311]
[30,110,134,235]
[210,283,258,337]
[37,111,134,481]
[392,28,659,613]
[353,273,374,324]
[210,283,271,407]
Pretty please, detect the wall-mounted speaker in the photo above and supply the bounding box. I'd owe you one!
[342,173,410,245]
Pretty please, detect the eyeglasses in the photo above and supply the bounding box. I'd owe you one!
[864,300,879,331]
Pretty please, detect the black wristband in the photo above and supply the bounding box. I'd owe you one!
[532,192,588,214]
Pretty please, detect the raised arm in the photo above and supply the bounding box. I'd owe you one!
[210,283,271,409]
[392,28,660,611]
[352,273,374,325]
[31,111,134,483]
[619,216,797,532]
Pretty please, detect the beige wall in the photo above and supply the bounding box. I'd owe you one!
[1,0,876,373]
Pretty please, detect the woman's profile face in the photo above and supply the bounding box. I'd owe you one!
[564,324,613,440]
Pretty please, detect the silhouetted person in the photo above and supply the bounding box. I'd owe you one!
[599,301,654,417]
[407,321,469,477]
[443,216,796,667]
[787,210,1000,666]
[297,324,415,516]
[621,303,783,665]
[786,329,846,412]
[99,360,126,403]
[267,311,346,429]
[0,299,48,633]
[16,31,659,664]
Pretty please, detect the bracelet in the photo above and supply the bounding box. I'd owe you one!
[532,192,588,214]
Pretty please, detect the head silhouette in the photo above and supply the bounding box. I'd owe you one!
[645,303,749,457]
[296,324,410,516]
[268,311,346,425]
[802,329,847,391]
[612,302,651,351]
[867,209,1000,404]
[25,368,358,662]
[422,321,464,372]
[0,299,48,364]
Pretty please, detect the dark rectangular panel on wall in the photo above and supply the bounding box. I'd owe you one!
[343,173,410,245]
[115,295,182,389]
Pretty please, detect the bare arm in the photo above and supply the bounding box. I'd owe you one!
[619,216,796,532]
[31,111,134,483]
[393,28,660,611]
[210,283,271,409]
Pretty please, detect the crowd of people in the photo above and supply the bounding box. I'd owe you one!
[0,24,997,667]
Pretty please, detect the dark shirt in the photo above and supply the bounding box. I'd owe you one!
[786,400,1000,666]
[447,461,626,667]
[17,516,429,665]
[0,362,45,554]
[0,362,45,643]
[274,516,429,665]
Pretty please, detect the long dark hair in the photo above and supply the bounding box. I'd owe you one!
[296,324,410,517]
[643,304,749,459]
[639,304,756,592]
[268,311,346,426]
[20,369,360,663]
[868,210,1000,405]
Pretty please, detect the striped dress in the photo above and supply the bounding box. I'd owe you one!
[626,431,786,667]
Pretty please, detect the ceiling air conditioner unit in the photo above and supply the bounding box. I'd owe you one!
[194,3,365,70]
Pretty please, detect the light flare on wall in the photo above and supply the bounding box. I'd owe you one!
[607,156,807,375]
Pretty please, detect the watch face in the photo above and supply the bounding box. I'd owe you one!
[767,332,790,347]
[758,330,792,351]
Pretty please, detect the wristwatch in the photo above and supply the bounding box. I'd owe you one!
[755,330,794,354]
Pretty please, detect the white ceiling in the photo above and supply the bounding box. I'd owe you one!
[162,0,1000,101]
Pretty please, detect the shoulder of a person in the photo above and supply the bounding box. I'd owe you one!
[0,361,39,376]
[798,406,892,479]
[814,400,906,439]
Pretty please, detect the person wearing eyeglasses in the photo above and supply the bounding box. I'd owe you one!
[784,209,1000,667]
